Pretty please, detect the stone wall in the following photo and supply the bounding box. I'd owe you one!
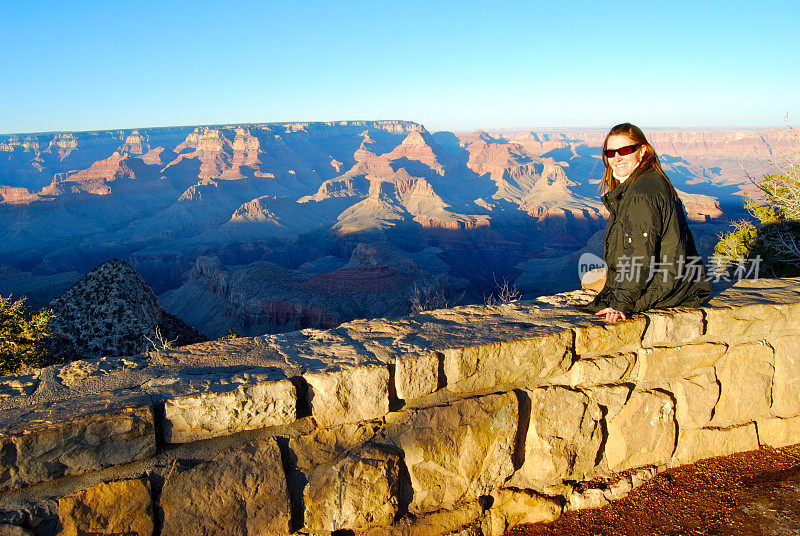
[1,278,799,535]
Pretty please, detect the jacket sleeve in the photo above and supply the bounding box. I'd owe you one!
[607,194,663,314]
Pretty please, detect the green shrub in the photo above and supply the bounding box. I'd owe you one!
[714,132,800,277]
[0,295,53,375]
[219,328,241,340]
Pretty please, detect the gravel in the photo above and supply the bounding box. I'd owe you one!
[509,444,800,536]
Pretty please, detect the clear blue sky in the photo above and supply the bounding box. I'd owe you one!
[1,0,798,134]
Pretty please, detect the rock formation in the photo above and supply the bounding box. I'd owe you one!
[0,121,788,336]
[161,248,448,338]
[48,259,205,359]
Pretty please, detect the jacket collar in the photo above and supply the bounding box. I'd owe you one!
[602,166,655,211]
[602,175,634,212]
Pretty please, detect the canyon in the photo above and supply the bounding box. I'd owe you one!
[0,121,793,338]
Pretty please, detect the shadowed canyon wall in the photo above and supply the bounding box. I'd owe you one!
[2,122,792,338]
[1,277,799,535]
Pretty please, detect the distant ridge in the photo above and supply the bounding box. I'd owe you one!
[0,121,789,337]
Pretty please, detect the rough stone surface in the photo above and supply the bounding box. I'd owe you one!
[304,444,402,532]
[771,334,800,417]
[509,387,602,491]
[573,316,646,355]
[583,384,632,420]
[0,373,39,399]
[47,260,163,359]
[606,390,676,472]
[442,330,572,393]
[758,416,800,448]
[567,487,609,511]
[163,377,296,443]
[57,478,152,536]
[360,502,484,536]
[671,370,719,429]
[0,525,33,536]
[487,489,561,536]
[642,308,705,347]
[564,467,659,511]
[305,365,390,426]
[390,392,518,514]
[711,342,775,427]
[0,399,155,490]
[47,259,203,361]
[704,301,800,343]
[555,353,635,387]
[395,351,440,401]
[673,425,759,466]
[453,524,483,536]
[288,421,382,470]
[707,278,800,309]
[602,466,660,501]
[634,342,727,382]
[160,438,290,536]
[56,356,148,388]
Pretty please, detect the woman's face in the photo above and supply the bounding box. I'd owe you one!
[606,134,646,178]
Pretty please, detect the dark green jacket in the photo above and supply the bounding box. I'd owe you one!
[584,168,711,315]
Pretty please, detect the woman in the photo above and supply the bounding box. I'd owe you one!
[583,123,711,323]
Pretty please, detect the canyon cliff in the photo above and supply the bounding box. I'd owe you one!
[0,121,788,336]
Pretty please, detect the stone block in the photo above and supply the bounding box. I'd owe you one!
[288,421,382,470]
[703,302,800,343]
[565,467,659,512]
[583,384,632,420]
[305,365,390,427]
[758,415,800,448]
[0,399,156,490]
[634,343,727,382]
[557,353,635,387]
[707,278,800,309]
[509,387,602,490]
[360,502,484,536]
[304,444,402,533]
[486,489,561,536]
[605,390,676,472]
[566,488,608,511]
[395,351,440,401]
[163,378,296,443]
[160,438,291,536]
[642,308,704,347]
[671,370,719,430]
[672,424,759,466]
[58,478,153,536]
[392,392,518,514]
[711,342,774,427]
[771,334,800,417]
[602,466,660,501]
[442,330,572,394]
[573,316,646,356]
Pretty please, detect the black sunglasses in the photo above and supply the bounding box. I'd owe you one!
[604,144,641,158]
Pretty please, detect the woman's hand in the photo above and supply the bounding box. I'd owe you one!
[595,307,627,323]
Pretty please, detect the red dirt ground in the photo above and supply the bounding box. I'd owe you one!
[508,444,800,536]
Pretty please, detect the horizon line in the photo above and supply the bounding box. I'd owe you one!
[0,119,788,138]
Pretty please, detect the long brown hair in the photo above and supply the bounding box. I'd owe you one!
[600,123,671,195]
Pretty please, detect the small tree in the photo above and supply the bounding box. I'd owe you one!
[0,295,53,375]
[484,275,522,306]
[714,125,800,277]
[409,281,452,314]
